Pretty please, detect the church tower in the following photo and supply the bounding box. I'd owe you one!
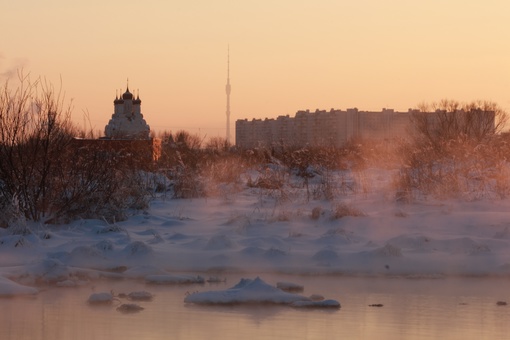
[225,46,231,144]
[105,82,150,139]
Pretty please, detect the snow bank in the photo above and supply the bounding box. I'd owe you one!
[2,170,510,285]
[145,274,205,285]
[0,276,38,297]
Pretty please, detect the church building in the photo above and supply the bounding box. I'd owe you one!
[104,86,151,139]
[72,83,160,165]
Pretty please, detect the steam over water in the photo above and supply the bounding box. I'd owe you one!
[1,275,509,340]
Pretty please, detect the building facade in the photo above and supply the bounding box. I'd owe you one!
[235,108,414,148]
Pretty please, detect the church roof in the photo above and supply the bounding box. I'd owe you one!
[122,86,133,100]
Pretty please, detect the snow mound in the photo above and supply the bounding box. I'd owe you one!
[184,277,339,308]
[318,228,359,245]
[0,235,32,248]
[312,249,339,262]
[370,244,403,257]
[122,241,154,257]
[0,276,38,297]
[204,234,235,250]
[28,258,70,283]
[94,240,115,252]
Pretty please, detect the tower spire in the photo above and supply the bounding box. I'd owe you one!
[225,45,231,144]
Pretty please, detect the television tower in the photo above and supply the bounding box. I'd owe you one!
[225,46,231,144]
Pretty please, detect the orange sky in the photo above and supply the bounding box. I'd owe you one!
[3,0,510,139]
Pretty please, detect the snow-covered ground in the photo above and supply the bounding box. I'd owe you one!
[1,168,510,297]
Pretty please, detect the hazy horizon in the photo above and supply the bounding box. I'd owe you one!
[3,0,510,139]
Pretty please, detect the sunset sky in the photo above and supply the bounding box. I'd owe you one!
[3,0,510,139]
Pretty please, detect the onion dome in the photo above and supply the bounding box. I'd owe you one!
[133,90,141,104]
[122,86,134,100]
[114,90,124,104]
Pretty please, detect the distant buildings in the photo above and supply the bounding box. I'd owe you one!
[235,108,414,148]
[235,107,496,148]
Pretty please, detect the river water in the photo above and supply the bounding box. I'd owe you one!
[1,274,509,340]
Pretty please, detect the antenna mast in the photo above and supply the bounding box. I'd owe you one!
[225,45,231,144]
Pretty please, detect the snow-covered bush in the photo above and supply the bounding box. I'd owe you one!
[395,134,510,200]
[395,100,510,201]
[157,130,207,199]
[47,146,152,223]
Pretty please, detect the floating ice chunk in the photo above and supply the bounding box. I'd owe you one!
[127,291,153,301]
[291,299,341,309]
[88,292,114,304]
[184,277,311,305]
[309,294,325,301]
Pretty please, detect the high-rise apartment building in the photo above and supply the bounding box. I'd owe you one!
[235,108,413,148]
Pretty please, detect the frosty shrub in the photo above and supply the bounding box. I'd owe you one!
[248,166,287,190]
[171,165,205,199]
[395,100,510,201]
[48,143,152,223]
[158,130,207,199]
[201,139,247,196]
[310,206,323,220]
[0,193,30,234]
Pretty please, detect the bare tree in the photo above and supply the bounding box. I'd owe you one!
[411,99,507,148]
[0,71,76,221]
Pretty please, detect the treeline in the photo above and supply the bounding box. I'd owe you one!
[1,74,509,229]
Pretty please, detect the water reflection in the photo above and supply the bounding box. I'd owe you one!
[1,276,509,340]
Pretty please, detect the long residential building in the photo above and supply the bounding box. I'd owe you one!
[235,108,415,148]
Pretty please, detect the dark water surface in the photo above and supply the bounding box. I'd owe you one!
[1,275,509,340]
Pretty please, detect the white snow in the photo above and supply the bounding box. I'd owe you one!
[0,276,38,296]
[1,168,510,300]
